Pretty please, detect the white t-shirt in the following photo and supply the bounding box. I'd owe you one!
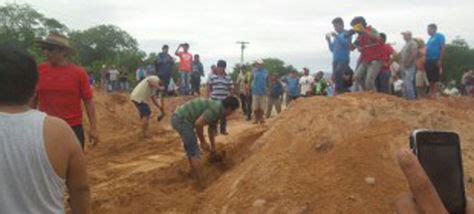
[130,76,160,104]
[299,75,314,95]
[109,69,120,81]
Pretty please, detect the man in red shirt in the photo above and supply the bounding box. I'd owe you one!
[175,43,193,95]
[376,33,396,94]
[35,33,99,149]
[351,16,386,92]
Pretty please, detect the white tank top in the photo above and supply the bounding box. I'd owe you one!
[0,110,65,213]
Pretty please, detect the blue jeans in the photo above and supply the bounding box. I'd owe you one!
[180,71,190,95]
[171,114,200,158]
[120,81,129,91]
[109,80,119,91]
[402,65,417,100]
[333,60,350,93]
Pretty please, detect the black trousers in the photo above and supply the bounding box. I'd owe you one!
[71,125,85,150]
[244,94,252,120]
[239,93,247,114]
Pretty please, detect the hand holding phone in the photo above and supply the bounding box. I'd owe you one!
[398,130,468,213]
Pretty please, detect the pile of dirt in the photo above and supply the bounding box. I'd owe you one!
[86,91,265,213]
[196,93,474,213]
[87,91,474,213]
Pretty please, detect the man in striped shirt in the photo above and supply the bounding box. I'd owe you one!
[207,60,234,135]
[171,96,239,188]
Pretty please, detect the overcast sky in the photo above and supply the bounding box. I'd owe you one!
[5,0,474,74]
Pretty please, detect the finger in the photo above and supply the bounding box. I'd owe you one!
[395,193,418,214]
[397,148,447,213]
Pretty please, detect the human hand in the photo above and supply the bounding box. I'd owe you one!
[325,33,331,41]
[395,148,474,213]
[89,128,99,146]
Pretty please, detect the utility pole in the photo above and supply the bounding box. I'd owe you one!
[236,41,249,73]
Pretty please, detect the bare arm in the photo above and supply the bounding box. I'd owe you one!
[174,45,181,56]
[83,99,99,144]
[439,44,446,65]
[43,117,91,213]
[67,142,91,214]
[207,125,216,152]
[151,95,163,112]
[195,115,212,152]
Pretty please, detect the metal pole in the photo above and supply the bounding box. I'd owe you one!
[236,41,249,73]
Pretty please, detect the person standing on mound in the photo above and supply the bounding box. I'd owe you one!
[35,33,99,150]
[171,96,239,188]
[207,60,234,135]
[299,68,314,97]
[130,75,165,138]
[285,70,300,104]
[175,43,193,95]
[266,74,283,118]
[326,17,352,94]
[350,16,385,92]
[425,23,446,98]
[251,59,269,124]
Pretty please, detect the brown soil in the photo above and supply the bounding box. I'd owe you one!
[85,91,474,213]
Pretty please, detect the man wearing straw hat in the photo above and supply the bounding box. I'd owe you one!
[35,33,99,150]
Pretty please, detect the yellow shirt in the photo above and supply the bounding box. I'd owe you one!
[130,76,160,104]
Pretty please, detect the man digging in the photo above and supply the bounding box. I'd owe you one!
[171,96,239,188]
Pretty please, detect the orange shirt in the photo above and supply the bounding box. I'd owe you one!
[177,52,193,72]
[416,48,426,71]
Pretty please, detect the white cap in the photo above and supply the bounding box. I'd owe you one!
[255,59,264,64]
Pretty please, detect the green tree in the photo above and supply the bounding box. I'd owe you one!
[69,25,139,64]
[0,3,68,59]
[144,52,158,65]
[443,37,474,84]
[230,58,297,80]
[68,25,144,76]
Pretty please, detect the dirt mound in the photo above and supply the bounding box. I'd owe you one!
[86,90,268,213]
[86,91,474,213]
[196,93,474,213]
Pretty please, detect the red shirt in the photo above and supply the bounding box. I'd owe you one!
[177,52,193,72]
[380,44,395,71]
[354,26,385,63]
[37,62,93,126]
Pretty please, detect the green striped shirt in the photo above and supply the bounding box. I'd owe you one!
[175,98,223,124]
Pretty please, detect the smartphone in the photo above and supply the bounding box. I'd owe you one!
[410,130,466,213]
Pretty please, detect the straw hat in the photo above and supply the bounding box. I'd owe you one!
[35,33,75,55]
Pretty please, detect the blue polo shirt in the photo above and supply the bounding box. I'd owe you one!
[251,68,268,96]
[328,31,352,62]
[286,76,300,97]
[426,33,446,60]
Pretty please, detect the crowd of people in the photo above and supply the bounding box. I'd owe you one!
[1,14,474,213]
[99,65,130,92]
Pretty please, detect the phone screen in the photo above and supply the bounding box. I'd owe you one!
[415,132,465,213]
